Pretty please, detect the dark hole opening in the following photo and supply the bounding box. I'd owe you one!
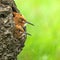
[12,7,17,12]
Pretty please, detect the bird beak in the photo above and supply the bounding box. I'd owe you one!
[26,32,32,36]
[26,21,34,26]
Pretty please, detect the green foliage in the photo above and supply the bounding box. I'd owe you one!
[15,0,60,60]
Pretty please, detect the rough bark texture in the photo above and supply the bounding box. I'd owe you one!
[0,0,27,60]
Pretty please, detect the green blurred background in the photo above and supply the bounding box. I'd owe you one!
[14,0,60,60]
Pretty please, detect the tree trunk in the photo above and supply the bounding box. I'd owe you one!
[0,0,27,60]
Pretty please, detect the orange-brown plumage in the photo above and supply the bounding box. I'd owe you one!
[13,12,26,32]
[13,12,34,38]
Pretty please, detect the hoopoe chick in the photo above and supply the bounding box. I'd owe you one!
[13,12,25,32]
[13,12,34,27]
[13,12,34,38]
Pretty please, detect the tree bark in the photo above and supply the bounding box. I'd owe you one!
[0,0,27,60]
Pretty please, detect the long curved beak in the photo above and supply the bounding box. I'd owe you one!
[26,21,34,26]
[26,32,32,36]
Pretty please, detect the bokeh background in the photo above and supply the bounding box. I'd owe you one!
[14,0,60,60]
